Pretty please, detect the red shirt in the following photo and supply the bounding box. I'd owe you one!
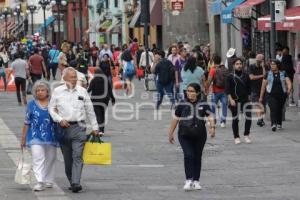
[29,54,44,75]
[209,67,225,93]
[130,42,138,55]
[113,51,121,65]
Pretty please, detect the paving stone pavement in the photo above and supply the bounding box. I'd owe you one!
[0,80,300,200]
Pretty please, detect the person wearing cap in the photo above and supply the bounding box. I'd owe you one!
[225,48,237,72]
[249,54,266,127]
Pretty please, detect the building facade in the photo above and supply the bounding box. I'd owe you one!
[162,0,209,50]
[209,0,300,61]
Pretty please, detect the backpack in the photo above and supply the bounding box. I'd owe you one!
[178,102,207,138]
[124,61,135,76]
[214,65,229,88]
[158,59,175,86]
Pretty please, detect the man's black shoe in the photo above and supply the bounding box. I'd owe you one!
[71,184,82,193]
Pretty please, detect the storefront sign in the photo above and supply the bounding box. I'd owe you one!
[170,0,185,11]
[234,6,252,18]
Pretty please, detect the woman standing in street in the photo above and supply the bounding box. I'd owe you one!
[58,43,69,74]
[122,50,135,96]
[21,81,59,191]
[259,59,292,131]
[168,83,215,191]
[88,68,115,134]
[181,56,205,99]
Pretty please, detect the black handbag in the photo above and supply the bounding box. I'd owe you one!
[178,104,206,138]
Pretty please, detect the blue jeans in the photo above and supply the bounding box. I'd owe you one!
[211,92,228,123]
[156,81,175,109]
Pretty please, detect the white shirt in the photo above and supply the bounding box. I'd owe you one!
[49,84,98,131]
[139,51,154,67]
[11,59,28,79]
[99,49,113,61]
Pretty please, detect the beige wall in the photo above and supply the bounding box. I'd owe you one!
[133,26,157,47]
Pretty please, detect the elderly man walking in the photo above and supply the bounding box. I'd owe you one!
[49,67,99,193]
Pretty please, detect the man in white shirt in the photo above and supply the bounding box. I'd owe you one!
[49,67,99,193]
[10,52,29,106]
[98,44,113,62]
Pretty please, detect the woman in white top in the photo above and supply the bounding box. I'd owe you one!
[58,43,69,74]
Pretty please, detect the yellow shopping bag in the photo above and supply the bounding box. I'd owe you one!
[83,135,112,165]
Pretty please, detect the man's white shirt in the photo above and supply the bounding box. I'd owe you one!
[49,84,98,131]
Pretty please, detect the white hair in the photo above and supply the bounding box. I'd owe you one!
[32,80,51,100]
[62,67,77,79]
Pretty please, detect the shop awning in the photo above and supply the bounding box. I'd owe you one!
[150,0,162,26]
[257,6,300,31]
[210,0,222,16]
[221,0,245,24]
[234,0,265,18]
[37,16,56,33]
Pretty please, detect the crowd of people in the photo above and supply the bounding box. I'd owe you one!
[0,38,299,192]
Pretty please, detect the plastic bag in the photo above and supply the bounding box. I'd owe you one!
[15,149,32,185]
[26,79,33,95]
[83,135,112,165]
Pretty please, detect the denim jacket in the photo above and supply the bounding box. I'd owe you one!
[266,71,286,93]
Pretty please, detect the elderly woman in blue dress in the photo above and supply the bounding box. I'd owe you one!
[20,80,59,191]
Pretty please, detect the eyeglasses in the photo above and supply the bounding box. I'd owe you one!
[187,90,196,93]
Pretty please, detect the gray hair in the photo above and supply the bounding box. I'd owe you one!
[32,80,51,100]
[62,67,77,79]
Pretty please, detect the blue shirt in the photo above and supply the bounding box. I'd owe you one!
[24,100,59,147]
[181,66,204,91]
[48,49,60,64]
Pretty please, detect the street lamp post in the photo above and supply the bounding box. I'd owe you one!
[13,5,21,24]
[38,0,51,42]
[27,4,37,35]
[13,5,23,39]
[141,0,150,67]
[0,7,11,41]
[51,0,67,46]
[270,0,276,59]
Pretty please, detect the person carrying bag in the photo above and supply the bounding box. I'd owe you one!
[15,148,32,185]
[83,134,112,165]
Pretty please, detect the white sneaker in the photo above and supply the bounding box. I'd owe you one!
[244,136,252,144]
[33,183,45,191]
[44,182,53,188]
[234,138,241,145]
[220,122,226,128]
[193,181,202,190]
[183,180,193,191]
[277,125,282,130]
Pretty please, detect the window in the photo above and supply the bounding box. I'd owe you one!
[114,0,118,7]
[105,0,109,8]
